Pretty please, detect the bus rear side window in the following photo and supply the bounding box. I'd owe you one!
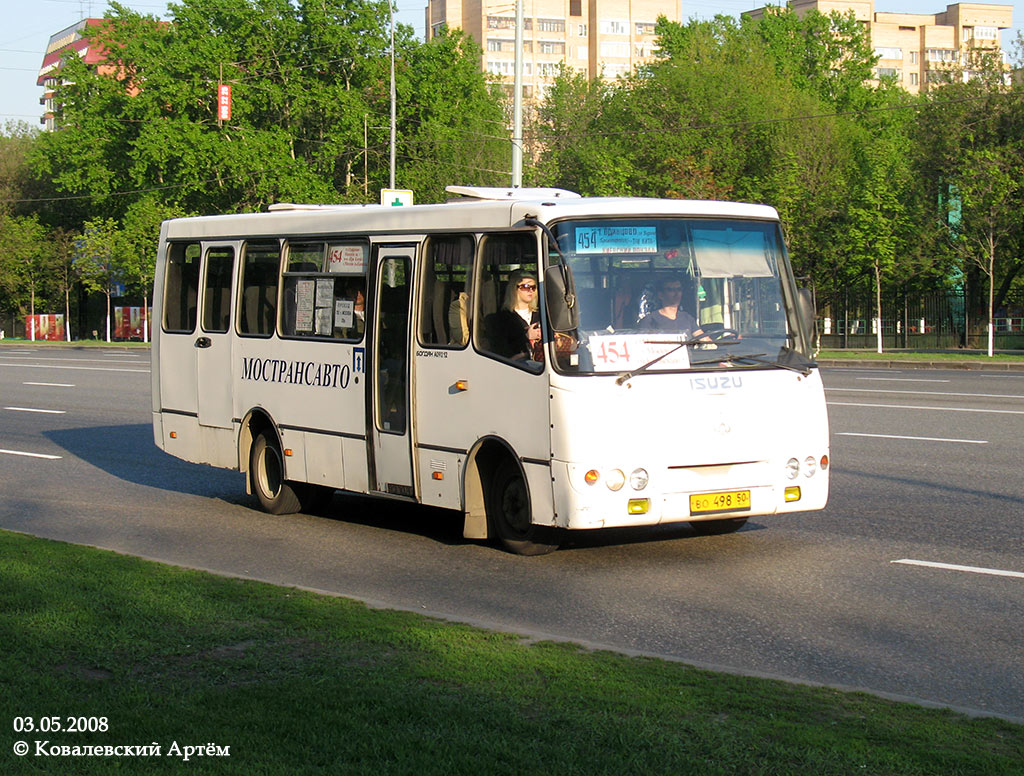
[202,247,235,334]
[238,242,281,337]
[163,242,201,333]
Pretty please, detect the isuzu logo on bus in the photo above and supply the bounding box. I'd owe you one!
[690,376,744,391]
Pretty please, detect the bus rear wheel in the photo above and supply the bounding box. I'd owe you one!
[250,430,303,515]
[689,517,748,536]
[488,459,558,556]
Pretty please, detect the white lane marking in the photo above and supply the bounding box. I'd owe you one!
[0,355,146,365]
[828,401,1024,415]
[24,382,75,387]
[892,559,1024,580]
[4,407,67,414]
[838,432,987,444]
[0,448,62,460]
[0,364,149,374]
[827,387,1022,399]
[825,368,901,373]
[855,377,950,383]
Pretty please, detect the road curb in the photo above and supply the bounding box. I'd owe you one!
[818,359,1024,372]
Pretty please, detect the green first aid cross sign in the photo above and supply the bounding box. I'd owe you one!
[381,189,413,207]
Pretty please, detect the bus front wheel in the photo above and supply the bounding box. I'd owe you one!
[250,431,303,515]
[689,517,748,536]
[488,459,558,556]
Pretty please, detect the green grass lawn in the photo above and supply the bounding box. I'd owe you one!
[1,531,1020,774]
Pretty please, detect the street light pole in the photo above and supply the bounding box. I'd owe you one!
[389,1,397,190]
[511,0,523,188]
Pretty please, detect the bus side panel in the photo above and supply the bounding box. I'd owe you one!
[416,448,464,509]
[413,348,553,523]
[154,411,203,465]
[303,431,345,490]
[233,337,367,492]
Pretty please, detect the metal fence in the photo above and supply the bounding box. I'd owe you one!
[818,289,1024,350]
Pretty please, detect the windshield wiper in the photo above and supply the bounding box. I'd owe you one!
[615,336,737,385]
[690,351,812,376]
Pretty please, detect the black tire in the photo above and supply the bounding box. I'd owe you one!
[487,458,559,556]
[689,517,748,536]
[250,430,303,515]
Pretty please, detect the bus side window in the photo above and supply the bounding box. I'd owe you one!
[418,234,474,348]
[474,233,541,371]
[238,242,281,337]
[279,240,367,341]
[163,242,201,333]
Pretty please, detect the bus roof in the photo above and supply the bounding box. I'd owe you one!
[163,195,780,241]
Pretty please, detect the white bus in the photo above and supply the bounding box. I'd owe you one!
[151,186,829,555]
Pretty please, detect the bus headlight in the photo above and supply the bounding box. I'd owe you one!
[803,456,817,477]
[606,469,626,491]
[785,458,800,479]
[630,468,649,491]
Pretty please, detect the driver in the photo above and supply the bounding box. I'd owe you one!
[641,275,702,336]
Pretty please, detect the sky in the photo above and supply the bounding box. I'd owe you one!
[1,0,1022,130]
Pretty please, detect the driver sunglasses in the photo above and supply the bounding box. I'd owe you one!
[517,282,537,291]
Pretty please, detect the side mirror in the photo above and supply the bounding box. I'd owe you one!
[797,287,819,354]
[544,264,579,332]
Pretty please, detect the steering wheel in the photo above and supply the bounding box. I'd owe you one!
[705,327,741,342]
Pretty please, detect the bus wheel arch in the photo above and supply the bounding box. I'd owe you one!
[240,409,306,515]
[465,437,558,556]
[239,408,275,489]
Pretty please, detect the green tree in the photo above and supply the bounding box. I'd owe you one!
[912,46,1023,349]
[120,198,188,340]
[75,218,123,342]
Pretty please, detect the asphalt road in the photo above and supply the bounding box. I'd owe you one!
[1,346,1022,721]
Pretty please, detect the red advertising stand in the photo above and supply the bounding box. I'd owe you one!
[113,306,151,340]
[25,314,65,341]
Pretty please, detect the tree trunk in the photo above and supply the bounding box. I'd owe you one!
[874,260,883,354]
[987,235,995,358]
[65,282,71,341]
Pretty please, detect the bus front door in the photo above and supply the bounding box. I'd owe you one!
[369,246,415,497]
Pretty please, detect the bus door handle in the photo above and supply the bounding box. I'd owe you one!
[194,336,212,349]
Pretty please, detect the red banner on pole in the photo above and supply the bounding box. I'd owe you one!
[218,84,232,121]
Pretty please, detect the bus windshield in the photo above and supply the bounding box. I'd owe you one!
[548,217,812,376]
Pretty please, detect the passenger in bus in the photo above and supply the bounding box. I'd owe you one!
[484,270,542,360]
[447,286,470,346]
[641,275,701,335]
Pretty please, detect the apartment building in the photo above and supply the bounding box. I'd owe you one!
[425,0,679,101]
[37,19,109,131]
[745,2,1013,94]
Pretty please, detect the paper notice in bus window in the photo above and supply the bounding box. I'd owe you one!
[295,279,315,331]
[327,244,367,274]
[335,299,354,328]
[588,334,691,372]
[315,278,334,307]
[315,307,333,336]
